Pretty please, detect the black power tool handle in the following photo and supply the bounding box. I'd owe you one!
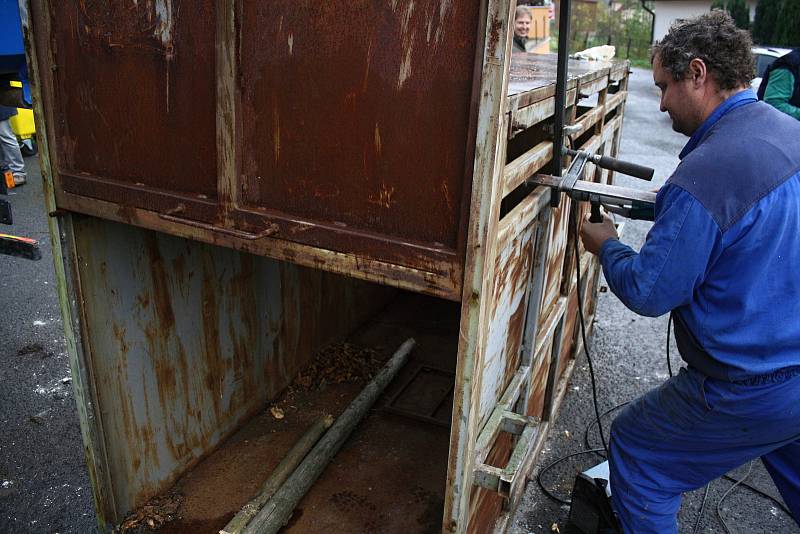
[590,199,603,223]
[596,155,654,181]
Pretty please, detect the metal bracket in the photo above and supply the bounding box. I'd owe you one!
[472,365,541,498]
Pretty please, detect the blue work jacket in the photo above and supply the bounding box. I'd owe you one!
[600,89,800,381]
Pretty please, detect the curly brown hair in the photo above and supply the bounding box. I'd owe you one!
[651,11,754,90]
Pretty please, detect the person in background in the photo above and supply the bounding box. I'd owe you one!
[758,48,800,120]
[513,6,532,53]
[0,105,26,186]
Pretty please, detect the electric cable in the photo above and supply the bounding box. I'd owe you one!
[583,401,629,454]
[717,461,755,533]
[536,448,605,505]
[571,207,609,457]
[691,482,712,534]
[721,474,793,518]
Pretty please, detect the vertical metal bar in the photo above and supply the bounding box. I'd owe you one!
[551,0,572,178]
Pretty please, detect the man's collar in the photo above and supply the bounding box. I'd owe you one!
[679,88,758,160]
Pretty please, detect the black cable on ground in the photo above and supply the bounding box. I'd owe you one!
[722,474,794,518]
[536,448,606,505]
[583,402,630,454]
[691,482,711,534]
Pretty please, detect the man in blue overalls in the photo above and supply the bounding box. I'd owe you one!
[580,11,800,534]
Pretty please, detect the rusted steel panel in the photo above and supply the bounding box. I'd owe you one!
[238,1,480,255]
[47,1,218,203]
[479,218,537,425]
[537,195,570,330]
[71,217,394,518]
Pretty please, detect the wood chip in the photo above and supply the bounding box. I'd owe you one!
[119,492,183,532]
[270,406,285,420]
[293,343,385,392]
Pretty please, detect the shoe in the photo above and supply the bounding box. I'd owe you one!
[12,173,26,186]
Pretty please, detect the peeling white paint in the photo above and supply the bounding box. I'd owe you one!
[153,0,174,47]
[396,2,416,90]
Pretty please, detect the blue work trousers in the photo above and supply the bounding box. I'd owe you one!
[609,366,800,533]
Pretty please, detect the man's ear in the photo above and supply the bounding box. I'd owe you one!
[688,58,707,88]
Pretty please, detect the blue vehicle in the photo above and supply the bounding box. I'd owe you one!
[0,0,30,107]
[0,0,39,260]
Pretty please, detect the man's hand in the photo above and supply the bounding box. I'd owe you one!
[580,213,618,255]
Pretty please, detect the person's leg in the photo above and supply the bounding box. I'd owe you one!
[0,119,25,183]
[762,440,800,525]
[609,367,800,534]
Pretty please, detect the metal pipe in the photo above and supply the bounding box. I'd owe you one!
[551,0,572,179]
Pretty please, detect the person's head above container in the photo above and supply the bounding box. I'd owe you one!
[514,6,532,39]
[650,10,754,136]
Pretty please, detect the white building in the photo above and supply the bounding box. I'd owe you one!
[652,0,757,42]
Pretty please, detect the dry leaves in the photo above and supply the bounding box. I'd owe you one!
[294,343,384,391]
[119,492,183,532]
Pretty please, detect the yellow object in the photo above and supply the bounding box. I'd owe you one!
[8,80,35,140]
[9,107,35,140]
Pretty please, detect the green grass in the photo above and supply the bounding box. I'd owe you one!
[629,57,652,69]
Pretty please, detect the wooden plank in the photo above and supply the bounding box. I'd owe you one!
[479,218,538,427]
[448,0,515,531]
[509,88,577,136]
[605,91,626,115]
[503,142,554,197]
[497,187,550,248]
[578,73,609,98]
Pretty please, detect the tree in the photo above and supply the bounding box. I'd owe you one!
[727,0,751,30]
[711,0,750,30]
[774,0,800,46]
[753,0,781,44]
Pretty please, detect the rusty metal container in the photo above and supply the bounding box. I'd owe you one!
[24,0,630,532]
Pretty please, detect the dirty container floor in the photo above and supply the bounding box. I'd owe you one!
[154,293,460,534]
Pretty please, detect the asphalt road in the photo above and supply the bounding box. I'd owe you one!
[0,68,797,534]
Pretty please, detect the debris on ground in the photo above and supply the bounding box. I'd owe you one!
[270,406,285,420]
[118,492,183,532]
[293,343,384,391]
[17,343,44,356]
[28,409,50,425]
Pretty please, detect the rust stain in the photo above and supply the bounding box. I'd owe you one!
[467,433,512,533]
[200,258,224,424]
[367,184,395,209]
[527,351,551,420]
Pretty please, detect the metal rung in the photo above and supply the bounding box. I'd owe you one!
[472,413,539,497]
